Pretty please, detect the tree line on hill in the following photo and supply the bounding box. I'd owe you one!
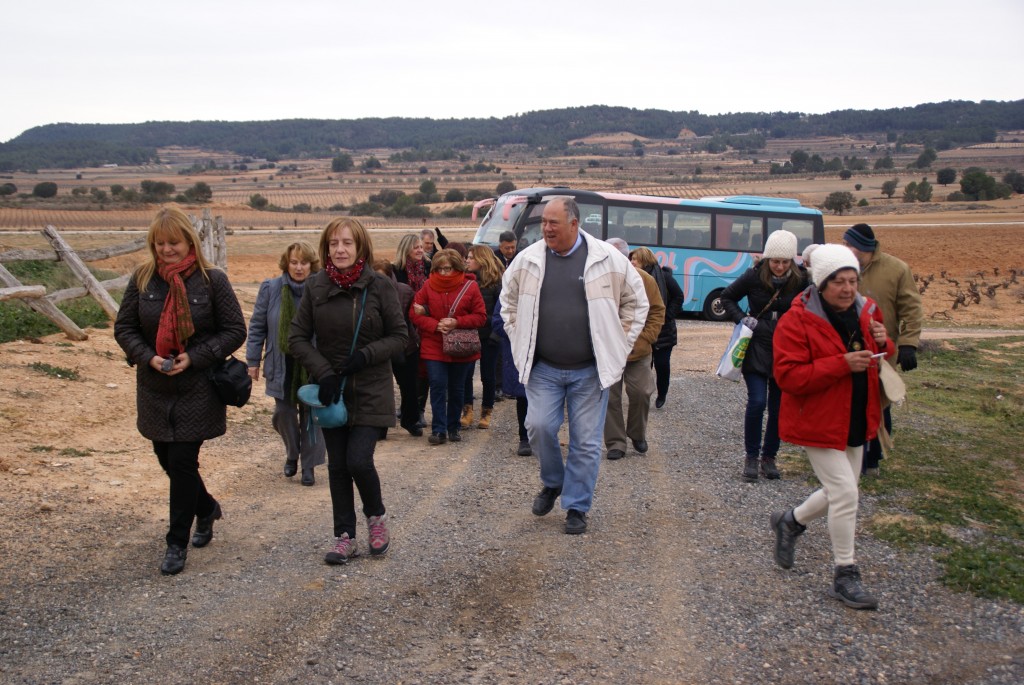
[2,101,1022,172]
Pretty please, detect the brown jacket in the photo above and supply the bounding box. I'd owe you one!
[628,267,665,362]
[289,267,408,427]
[858,245,923,349]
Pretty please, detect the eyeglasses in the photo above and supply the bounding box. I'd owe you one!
[434,266,454,273]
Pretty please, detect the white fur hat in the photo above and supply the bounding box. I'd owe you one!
[801,243,820,266]
[762,230,798,259]
[811,244,860,288]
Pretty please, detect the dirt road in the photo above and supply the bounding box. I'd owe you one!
[1,318,1022,684]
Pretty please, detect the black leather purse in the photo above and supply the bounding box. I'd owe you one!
[208,355,252,407]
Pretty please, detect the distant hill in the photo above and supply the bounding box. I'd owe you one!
[2,101,1022,171]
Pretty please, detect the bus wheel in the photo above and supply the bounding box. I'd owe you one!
[703,290,730,321]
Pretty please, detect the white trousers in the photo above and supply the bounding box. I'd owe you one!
[793,445,864,566]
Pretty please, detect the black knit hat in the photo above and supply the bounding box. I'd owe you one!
[844,223,877,252]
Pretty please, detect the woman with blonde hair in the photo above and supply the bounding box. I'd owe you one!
[411,249,486,444]
[629,247,683,409]
[115,207,246,575]
[289,218,408,565]
[246,241,326,485]
[393,233,429,293]
[461,244,504,429]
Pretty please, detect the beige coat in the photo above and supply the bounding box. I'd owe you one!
[858,244,923,349]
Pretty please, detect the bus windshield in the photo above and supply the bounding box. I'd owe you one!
[476,195,528,245]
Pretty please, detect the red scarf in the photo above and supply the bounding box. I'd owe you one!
[406,257,427,292]
[155,250,198,358]
[325,258,365,289]
[427,270,465,293]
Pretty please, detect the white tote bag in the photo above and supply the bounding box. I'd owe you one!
[715,323,754,381]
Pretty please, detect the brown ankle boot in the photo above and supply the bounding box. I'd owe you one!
[478,406,492,429]
[460,404,474,428]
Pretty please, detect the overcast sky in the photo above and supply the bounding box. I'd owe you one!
[3,0,1022,143]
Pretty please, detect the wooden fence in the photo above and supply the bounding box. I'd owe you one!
[0,210,227,340]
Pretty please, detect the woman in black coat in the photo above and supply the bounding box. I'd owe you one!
[114,207,246,576]
[629,247,683,409]
[290,218,408,566]
[720,230,807,482]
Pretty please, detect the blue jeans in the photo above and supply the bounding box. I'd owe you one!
[425,360,472,435]
[463,340,499,408]
[743,371,781,458]
[525,361,608,513]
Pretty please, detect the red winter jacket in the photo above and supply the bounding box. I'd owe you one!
[411,274,487,363]
[773,286,895,451]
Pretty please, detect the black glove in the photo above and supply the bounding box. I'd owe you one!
[317,374,342,406]
[339,350,367,377]
[897,345,918,372]
[434,226,448,248]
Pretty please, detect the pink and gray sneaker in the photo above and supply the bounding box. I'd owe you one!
[367,514,390,556]
[324,533,358,565]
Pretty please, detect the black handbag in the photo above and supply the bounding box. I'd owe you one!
[208,355,252,407]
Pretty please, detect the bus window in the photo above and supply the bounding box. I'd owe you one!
[578,203,602,238]
[616,207,658,245]
[477,197,527,245]
[663,210,711,248]
[768,218,815,251]
[715,214,763,251]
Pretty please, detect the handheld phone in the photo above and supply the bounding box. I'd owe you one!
[161,358,174,372]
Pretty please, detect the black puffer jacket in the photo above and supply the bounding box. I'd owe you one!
[644,264,684,349]
[720,263,807,376]
[114,268,247,442]
[289,267,408,428]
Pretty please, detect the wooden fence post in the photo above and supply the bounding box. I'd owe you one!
[191,209,227,271]
[0,263,88,340]
[42,225,120,319]
[0,285,46,302]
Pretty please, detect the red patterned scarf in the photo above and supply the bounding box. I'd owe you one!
[406,257,427,292]
[325,258,365,289]
[155,250,198,358]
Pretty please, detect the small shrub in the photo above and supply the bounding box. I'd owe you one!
[29,362,80,381]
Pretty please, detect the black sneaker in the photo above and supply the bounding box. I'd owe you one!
[517,439,533,456]
[632,438,648,454]
[160,544,187,575]
[191,501,222,548]
[449,431,462,443]
[828,565,879,610]
[770,508,806,569]
[532,485,561,516]
[607,448,626,460]
[428,432,447,445]
[565,509,588,535]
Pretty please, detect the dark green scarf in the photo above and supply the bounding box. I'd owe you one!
[277,276,307,404]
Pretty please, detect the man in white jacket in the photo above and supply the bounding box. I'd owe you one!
[500,196,648,534]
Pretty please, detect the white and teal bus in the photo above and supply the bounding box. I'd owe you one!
[471,187,824,320]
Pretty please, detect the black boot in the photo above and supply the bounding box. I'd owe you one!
[770,508,806,569]
[191,501,222,548]
[828,564,879,610]
[283,459,298,477]
[160,544,187,575]
[742,456,759,482]
[760,456,781,480]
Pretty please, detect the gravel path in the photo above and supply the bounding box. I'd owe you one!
[1,322,1022,684]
